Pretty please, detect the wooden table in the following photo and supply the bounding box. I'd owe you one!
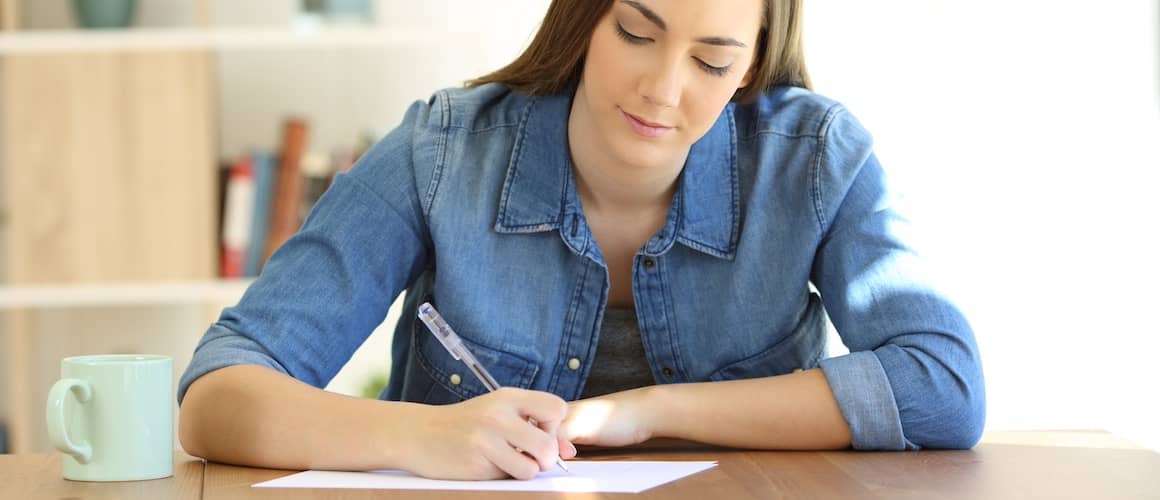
[5,431,1159,499]
[0,451,204,499]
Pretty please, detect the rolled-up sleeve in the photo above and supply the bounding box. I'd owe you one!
[811,106,986,450]
[178,97,442,404]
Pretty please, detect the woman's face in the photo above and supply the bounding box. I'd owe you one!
[575,0,763,169]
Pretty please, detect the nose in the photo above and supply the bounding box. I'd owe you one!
[639,56,681,109]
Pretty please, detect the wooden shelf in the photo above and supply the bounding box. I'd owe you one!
[0,280,254,308]
[0,25,465,53]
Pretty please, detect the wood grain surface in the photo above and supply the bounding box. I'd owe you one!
[0,451,204,500]
[199,431,1160,500]
[4,432,1157,499]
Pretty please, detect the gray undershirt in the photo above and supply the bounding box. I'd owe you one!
[579,307,656,399]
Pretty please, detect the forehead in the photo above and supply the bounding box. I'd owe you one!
[614,0,764,38]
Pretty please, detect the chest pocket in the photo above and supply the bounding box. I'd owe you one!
[405,308,540,405]
[707,293,827,381]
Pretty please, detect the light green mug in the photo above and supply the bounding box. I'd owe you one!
[46,354,173,481]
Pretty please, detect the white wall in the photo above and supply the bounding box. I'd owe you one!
[806,0,1160,450]
[215,0,552,159]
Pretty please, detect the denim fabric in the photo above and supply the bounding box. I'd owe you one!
[179,83,985,450]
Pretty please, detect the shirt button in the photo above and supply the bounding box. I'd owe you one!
[568,358,581,370]
[662,367,673,377]
[643,258,656,269]
[449,373,462,385]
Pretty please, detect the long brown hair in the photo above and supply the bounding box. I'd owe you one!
[466,0,811,103]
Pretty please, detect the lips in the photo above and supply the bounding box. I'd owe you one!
[621,109,673,138]
[629,113,667,128]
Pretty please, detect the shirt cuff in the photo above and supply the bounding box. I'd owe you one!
[177,324,289,405]
[819,351,917,450]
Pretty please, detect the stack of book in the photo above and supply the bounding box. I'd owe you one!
[218,118,373,278]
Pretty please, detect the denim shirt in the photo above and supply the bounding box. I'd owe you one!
[179,83,985,450]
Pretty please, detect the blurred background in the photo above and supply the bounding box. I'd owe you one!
[0,0,1156,455]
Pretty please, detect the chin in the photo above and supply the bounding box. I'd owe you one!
[611,136,676,171]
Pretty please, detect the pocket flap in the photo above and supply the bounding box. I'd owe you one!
[412,316,540,401]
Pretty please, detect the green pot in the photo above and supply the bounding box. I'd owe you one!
[72,0,137,29]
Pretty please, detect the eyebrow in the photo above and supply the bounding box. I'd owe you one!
[619,0,749,48]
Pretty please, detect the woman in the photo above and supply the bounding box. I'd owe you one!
[178,0,985,480]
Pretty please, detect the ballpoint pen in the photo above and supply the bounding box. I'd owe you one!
[418,302,571,474]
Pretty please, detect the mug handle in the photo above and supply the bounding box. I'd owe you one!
[46,378,93,464]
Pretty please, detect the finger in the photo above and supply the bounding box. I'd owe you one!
[534,417,576,463]
[481,434,541,480]
[506,388,568,427]
[558,435,578,459]
[534,413,560,436]
[502,414,561,472]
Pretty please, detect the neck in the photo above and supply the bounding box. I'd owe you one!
[567,94,687,215]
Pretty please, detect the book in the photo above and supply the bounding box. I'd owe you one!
[215,158,232,273]
[299,151,333,223]
[220,155,255,278]
[263,118,309,264]
[0,419,8,454]
[245,151,277,277]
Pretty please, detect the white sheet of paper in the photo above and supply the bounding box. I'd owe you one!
[253,461,717,493]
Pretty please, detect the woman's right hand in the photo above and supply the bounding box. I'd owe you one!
[404,387,577,480]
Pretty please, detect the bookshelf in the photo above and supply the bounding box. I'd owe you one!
[0,0,17,31]
[0,0,550,455]
[0,10,448,456]
[0,25,468,53]
[0,280,254,308]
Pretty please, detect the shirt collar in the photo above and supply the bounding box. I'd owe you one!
[494,92,739,260]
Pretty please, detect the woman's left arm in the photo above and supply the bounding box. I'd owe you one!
[562,370,852,450]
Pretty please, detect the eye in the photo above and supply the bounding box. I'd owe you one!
[614,21,650,45]
[695,59,731,77]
